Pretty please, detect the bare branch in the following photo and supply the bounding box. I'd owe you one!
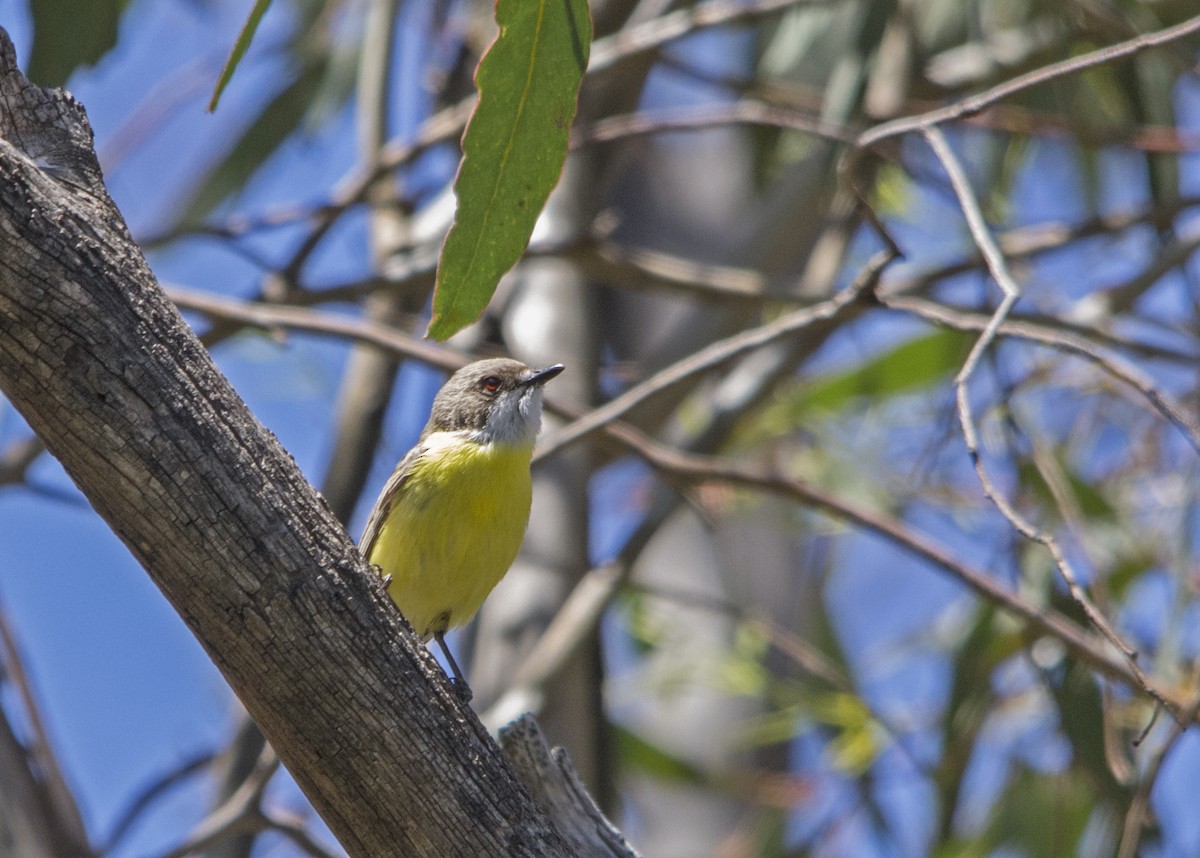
[572,101,855,149]
[1118,686,1200,858]
[923,125,1175,716]
[0,435,42,486]
[588,0,836,76]
[535,253,889,461]
[854,13,1200,153]
[882,294,1200,457]
[0,608,92,856]
[157,745,279,858]
[102,751,215,853]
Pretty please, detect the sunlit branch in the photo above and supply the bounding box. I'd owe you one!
[166,284,460,370]
[572,101,855,148]
[883,295,1200,456]
[853,13,1200,155]
[535,251,890,461]
[588,0,836,76]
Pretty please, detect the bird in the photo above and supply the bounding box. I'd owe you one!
[359,357,564,699]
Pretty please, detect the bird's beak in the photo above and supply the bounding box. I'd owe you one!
[524,364,565,387]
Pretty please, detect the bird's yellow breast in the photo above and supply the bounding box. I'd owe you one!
[366,433,534,640]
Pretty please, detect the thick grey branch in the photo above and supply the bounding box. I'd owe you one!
[0,28,574,858]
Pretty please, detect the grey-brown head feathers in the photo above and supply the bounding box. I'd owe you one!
[425,358,563,445]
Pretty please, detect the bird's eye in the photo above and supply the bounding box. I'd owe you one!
[482,376,501,394]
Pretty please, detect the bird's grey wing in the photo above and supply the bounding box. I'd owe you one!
[359,444,423,557]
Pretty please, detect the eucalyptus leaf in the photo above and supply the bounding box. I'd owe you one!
[428,0,591,340]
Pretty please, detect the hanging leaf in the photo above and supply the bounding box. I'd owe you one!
[209,0,274,112]
[427,0,592,340]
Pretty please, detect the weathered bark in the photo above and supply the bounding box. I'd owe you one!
[0,28,575,858]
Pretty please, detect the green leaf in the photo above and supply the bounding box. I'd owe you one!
[737,328,971,447]
[985,769,1098,858]
[808,690,882,774]
[427,0,592,340]
[1017,454,1116,523]
[615,726,704,784]
[208,0,274,112]
[800,328,971,418]
[1128,51,1180,208]
[1047,659,1131,807]
[27,0,127,86]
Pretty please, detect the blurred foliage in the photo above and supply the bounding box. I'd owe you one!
[174,0,348,231]
[787,329,971,415]
[27,0,128,86]
[616,725,708,785]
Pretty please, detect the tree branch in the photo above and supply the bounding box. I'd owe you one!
[923,126,1174,716]
[0,27,585,858]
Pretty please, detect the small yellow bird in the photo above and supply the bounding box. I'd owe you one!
[360,358,563,698]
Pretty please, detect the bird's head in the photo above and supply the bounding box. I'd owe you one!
[426,358,564,446]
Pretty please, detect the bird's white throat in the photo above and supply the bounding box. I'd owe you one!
[473,385,544,447]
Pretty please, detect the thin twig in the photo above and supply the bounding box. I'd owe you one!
[572,101,855,149]
[102,751,215,852]
[589,0,836,76]
[166,284,461,371]
[1117,685,1200,858]
[157,744,280,858]
[0,608,91,852]
[258,809,344,858]
[855,13,1200,153]
[923,126,1174,717]
[883,294,1200,457]
[534,251,888,462]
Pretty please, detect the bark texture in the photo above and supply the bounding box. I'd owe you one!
[0,29,570,858]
